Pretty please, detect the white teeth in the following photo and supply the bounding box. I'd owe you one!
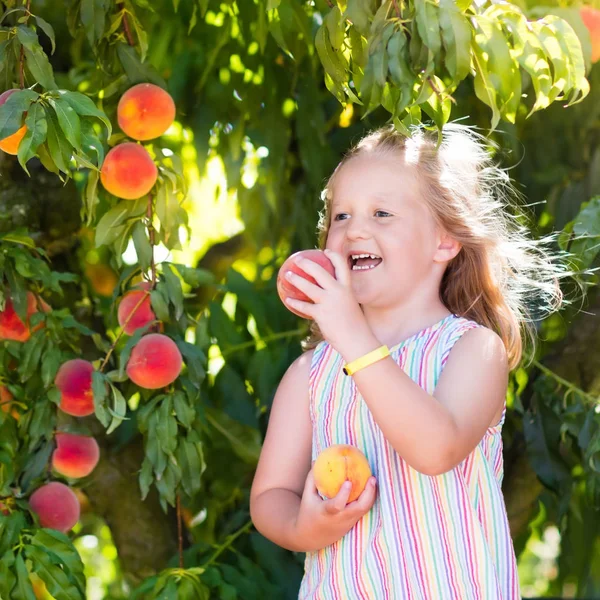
[352,264,378,271]
[350,253,380,260]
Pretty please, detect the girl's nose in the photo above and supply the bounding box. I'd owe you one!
[346,217,370,240]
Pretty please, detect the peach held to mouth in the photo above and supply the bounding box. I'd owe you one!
[349,253,383,271]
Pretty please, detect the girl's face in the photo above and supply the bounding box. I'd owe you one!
[325,153,445,309]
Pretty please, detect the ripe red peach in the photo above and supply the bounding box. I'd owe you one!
[0,292,50,342]
[126,333,183,389]
[0,89,27,155]
[29,482,80,533]
[52,433,100,478]
[277,250,336,319]
[117,83,176,141]
[313,444,372,503]
[55,359,95,417]
[117,282,155,335]
[581,6,600,63]
[100,142,158,200]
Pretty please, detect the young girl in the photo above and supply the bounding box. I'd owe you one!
[250,123,564,599]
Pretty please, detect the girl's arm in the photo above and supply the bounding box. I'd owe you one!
[250,349,377,552]
[343,326,508,476]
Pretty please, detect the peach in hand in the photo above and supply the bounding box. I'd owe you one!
[118,83,176,141]
[100,142,158,200]
[117,282,155,335]
[313,444,372,503]
[0,89,27,155]
[126,333,183,389]
[277,250,336,319]
[55,359,96,417]
[52,433,100,478]
[29,482,80,533]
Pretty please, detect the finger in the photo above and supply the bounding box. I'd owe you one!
[284,296,315,319]
[284,270,324,302]
[324,249,351,287]
[294,257,336,290]
[348,477,377,513]
[324,480,352,515]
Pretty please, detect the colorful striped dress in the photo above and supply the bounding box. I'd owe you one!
[298,313,520,600]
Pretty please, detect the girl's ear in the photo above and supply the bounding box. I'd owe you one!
[434,230,462,263]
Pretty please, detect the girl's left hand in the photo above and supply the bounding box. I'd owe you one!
[284,249,371,355]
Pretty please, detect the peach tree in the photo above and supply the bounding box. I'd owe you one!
[0,0,600,598]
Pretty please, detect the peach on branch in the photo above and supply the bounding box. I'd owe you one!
[126,333,183,389]
[581,6,600,63]
[118,83,176,141]
[313,444,372,503]
[55,359,96,417]
[117,282,155,335]
[0,291,50,342]
[84,262,119,297]
[277,250,336,319]
[29,482,80,533]
[100,142,158,200]
[0,89,27,155]
[0,385,19,420]
[52,433,100,479]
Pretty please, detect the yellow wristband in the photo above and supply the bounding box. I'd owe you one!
[343,345,390,376]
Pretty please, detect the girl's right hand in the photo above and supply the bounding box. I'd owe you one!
[292,469,377,552]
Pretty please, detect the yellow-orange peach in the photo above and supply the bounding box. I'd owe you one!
[126,333,183,389]
[313,444,372,503]
[117,282,155,335]
[0,385,19,420]
[118,83,176,141]
[277,250,336,319]
[100,142,158,200]
[581,6,600,63]
[0,89,27,155]
[84,262,119,297]
[29,482,80,533]
[55,359,95,417]
[0,292,50,342]
[52,433,100,478]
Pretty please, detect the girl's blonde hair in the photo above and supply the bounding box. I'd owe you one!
[302,123,568,370]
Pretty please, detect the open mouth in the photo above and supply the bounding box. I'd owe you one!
[348,253,383,271]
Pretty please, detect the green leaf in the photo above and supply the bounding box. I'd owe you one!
[80,0,107,47]
[415,0,441,56]
[17,102,47,175]
[106,384,127,434]
[439,0,471,81]
[171,264,214,287]
[17,26,57,90]
[0,88,38,141]
[345,0,373,36]
[132,220,152,271]
[26,546,84,600]
[94,197,146,247]
[33,15,56,54]
[315,24,348,92]
[30,530,84,581]
[15,553,36,600]
[116,42,167,87]
[57,90,112,138]
[150,288,170,321]
[44,107,72,174]
[48,98,82,151]
[161,264,184,320]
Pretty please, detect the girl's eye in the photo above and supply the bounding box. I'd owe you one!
[333,213,349,221]
[375,210,392,217]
